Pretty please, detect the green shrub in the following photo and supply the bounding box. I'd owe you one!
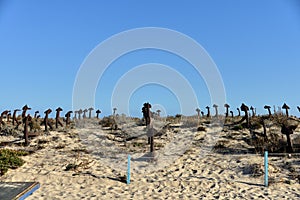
[132,142,145,148]
[0,125,21,136]
[29,119,41,131]
[250,122,262,130]
[224,118,232,123]
[232,124,243,131]
[0,149,27,175]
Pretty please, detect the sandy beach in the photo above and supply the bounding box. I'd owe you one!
[0,116,299,199]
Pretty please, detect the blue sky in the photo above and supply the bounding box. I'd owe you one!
[0,1,300,118]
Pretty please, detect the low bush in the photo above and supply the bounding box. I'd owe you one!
[232,124,243,131]
[99,116,117,128]
[0,149,28,175]
[250,121,262,130]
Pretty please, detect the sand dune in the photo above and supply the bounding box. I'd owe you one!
[0,118,299,199]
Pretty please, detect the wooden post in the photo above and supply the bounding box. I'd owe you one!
[150,132,154,152]
[23,115,31,146]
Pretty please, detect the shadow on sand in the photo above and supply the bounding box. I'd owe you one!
[131,152,157,162]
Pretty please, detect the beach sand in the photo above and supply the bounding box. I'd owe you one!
[0,118,299,199]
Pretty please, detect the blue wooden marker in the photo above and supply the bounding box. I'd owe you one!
[264,151,268,187]
[127,155,131,184]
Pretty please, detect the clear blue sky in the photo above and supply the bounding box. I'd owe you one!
[0,0,300,118]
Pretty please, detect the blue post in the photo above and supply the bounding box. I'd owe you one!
[264,151,268,187]
[127,155,131,184]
